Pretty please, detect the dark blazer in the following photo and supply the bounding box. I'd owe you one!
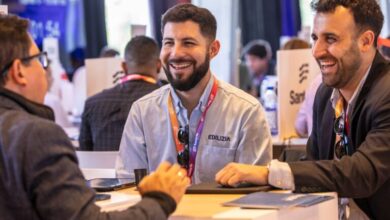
[79,79,159,151]
[289,52,390,220]
[0,88,174,219]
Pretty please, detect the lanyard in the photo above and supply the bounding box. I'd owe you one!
[167,78,218,179]
[119,74,157,84]
[335,97,349,135]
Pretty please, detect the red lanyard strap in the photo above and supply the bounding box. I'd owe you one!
[167,78,219,179]
[119,74,157,84]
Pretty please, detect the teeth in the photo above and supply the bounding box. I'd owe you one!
[170,62,192,70]
[319,60,336,68]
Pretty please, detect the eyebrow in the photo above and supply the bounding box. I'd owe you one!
[162,37,198,42]
[322,32,338,37]
[311,32,338,38]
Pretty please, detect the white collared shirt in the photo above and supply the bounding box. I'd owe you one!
[116,75,272,183]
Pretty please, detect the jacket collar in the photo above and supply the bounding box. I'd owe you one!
[352,51,389,120]
[0,88,54,121]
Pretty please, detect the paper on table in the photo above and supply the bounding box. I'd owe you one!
[96,191,141,212]
[223,192,334,209]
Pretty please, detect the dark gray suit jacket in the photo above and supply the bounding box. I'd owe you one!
[0,88,174,220]
[289,52,390,220]
[79,79,159,151]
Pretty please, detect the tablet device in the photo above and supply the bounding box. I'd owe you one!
[186,182,272,194]
[87,178,135,192]
[94,193,111,201]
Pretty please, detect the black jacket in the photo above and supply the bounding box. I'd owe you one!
[0,88,175,220]
[289,52,390,220]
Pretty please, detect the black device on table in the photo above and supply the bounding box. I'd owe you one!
[87,178,135,192]
[94,193,111,201]
[186,182,272,194]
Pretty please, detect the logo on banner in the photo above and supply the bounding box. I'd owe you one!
[290,63,308,105]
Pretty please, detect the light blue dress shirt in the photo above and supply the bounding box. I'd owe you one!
[116,75,272,183]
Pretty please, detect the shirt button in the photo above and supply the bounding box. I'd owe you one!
[277,180,282,186]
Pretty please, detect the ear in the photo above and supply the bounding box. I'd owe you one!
[8,60,28,86]
[156,59,162,74]
[358,30,375,52]
[121,61,128,74]
[209,40,221,59]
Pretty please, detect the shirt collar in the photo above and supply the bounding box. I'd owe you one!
[330,65,372,111]
[169,75,215,113]
[0,88,55,121]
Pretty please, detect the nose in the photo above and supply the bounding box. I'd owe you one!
[169,43,185,59]
[312,39,327,59]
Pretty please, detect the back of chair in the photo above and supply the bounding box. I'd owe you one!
[76,151,118,169]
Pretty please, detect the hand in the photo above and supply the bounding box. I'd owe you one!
[138,162,190,204]
[215,162,269,186]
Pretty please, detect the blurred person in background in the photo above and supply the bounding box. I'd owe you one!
[44,59,72,128]
[79,36,161,151]
[242,39,275,99]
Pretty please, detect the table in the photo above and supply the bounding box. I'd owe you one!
[96,187,338,220]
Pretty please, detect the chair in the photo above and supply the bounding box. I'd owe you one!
[75,151,118,179]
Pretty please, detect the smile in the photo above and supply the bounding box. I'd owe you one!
[319,60,336,68]
[169,62,193,70]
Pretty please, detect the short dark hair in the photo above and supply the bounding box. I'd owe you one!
[0,14,31,85]
[242,40,272,60]
[161,3,217,41]
[124,36,159,68]
[99,46,120,58]
[311,0,383,46]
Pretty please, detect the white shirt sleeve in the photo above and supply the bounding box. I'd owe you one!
[268,159,295,190]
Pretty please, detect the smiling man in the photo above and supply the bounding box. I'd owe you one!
[216,0,390,219]
[116,3,272,183]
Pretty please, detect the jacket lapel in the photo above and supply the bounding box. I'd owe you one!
[351,52,389,147]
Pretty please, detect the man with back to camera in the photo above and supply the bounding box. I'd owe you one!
[79,36,161,151]
[216,0,389,219]
[116,3,272,183]
[0,14,189,219]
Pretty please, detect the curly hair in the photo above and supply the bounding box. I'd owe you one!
[311,0,384,46]
[161,3,217,41]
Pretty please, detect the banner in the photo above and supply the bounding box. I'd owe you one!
[0,5,8,14]
[85,57,123,98]
[4,0,85,52]
[277,49,320,140]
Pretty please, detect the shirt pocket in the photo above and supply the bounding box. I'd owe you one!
[196,145,236,183]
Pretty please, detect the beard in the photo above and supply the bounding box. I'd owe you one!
[318,42,361,89]
[164,54,210,91]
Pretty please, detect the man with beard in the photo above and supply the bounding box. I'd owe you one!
[116,3,272,183]
[216,0,389,219]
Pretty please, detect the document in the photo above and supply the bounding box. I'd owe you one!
[223,192,334,209]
